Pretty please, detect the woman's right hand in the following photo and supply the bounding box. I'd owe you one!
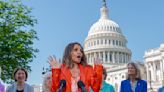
[94,58,102,65]
[48,55,61,69]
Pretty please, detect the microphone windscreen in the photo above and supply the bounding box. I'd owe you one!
[77,80,85,88]
[59,79,66,87]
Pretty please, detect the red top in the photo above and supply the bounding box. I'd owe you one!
[51,64,103,92]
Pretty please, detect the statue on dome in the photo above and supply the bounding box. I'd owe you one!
[102,0,107,7]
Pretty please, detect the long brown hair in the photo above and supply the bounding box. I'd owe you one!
[62,42,87,68]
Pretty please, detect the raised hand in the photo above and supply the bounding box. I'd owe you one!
[48,55,61,69]
[93,58,102,65]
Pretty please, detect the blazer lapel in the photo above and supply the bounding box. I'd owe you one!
[126,80,132,92]
[79,64,86,83]
[61,65,71,86]
[135,80,142,92]
[24,83,27,92]
[13,83,17,92]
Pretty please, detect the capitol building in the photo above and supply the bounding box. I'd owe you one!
[144,44,164,92]
[0,1,163,92]
[84,1,164,92]
[84,1,132,92]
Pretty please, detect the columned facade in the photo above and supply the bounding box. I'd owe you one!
[144,44,164,92]
[86,50,131,65]
[84,1,132,92]
[106,64,127,92]
[84,4,131,68]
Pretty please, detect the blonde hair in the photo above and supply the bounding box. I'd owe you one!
[126,62,141,80]
[42,72,52,92]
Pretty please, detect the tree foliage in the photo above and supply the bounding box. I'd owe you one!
[0,0,38,83]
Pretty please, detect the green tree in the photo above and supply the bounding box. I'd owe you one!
[0,0,38,83]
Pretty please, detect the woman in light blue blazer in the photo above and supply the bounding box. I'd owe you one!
[120,62,147,92]
[6,67,34,92]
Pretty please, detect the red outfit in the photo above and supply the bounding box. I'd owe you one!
[51,64,103,92]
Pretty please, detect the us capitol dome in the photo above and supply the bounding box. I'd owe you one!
[84,1,131,68]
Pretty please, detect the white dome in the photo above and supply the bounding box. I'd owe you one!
[88,6,122,36]
[88,18,122,36]
[84,5,131,65]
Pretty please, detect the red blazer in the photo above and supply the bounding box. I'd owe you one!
[51,64,103,92]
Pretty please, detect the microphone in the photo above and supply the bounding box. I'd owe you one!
[77,80,87,92]
[58,79,66,92]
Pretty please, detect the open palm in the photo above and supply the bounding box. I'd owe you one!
[48,55,61,68]
[94,58,102,65]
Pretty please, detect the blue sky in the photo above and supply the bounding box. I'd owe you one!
[23,0,164,85]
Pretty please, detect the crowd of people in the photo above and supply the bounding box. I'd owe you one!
[1,42,164,92]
